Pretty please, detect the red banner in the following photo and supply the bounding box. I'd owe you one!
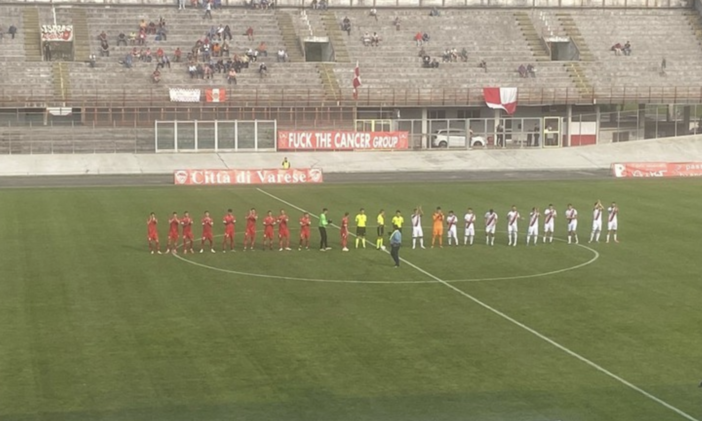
[612,162,702,178]
[277,131,409,151]
[174,168,323,185]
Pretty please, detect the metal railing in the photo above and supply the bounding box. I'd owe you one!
[3,85,702,108]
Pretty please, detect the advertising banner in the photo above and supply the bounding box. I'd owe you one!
[611,162,702,178]
[174,168,324,185]
[277,131,409,151]
[41,25,73,42]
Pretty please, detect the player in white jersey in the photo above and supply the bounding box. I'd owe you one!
[506,205,521,247]
[565,203,579,244]
[526,207,540,246]
[484,209,498,246]
[446,210,459,246]
[589,200,604,243]
[543,204,556,243]
[606,202,619,243]
[411,207,426,249]
[463,208,476,245]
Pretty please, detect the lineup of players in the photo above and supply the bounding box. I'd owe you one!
[146,202,619,254]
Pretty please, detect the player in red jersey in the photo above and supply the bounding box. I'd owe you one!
[147,212,162,254]
[262,210,276,250]
[243,208,258,251]
[200,211,215,253]
[180,211,195,254]
[166,212,180,254]
[222,209,236,253]
[277,209,291,251]
[298,212,311,250]
[340,212,350,252]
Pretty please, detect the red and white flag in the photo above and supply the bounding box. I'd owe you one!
[483,87,518,115]
[205,88,227,103]
[352,61,361,100]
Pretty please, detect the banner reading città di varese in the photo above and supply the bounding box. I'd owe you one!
[277,131,409,151]
[174,169,324,185]
[612,162,702,178]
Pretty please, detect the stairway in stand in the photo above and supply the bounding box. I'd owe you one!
[275,10,304,62]
[513,11,550,62]
[317,62,341,101]
[320,11,350,63]
[555,12,594,98]
[23,7,41,62]
[71,8,91,62]
[51,62,71,102]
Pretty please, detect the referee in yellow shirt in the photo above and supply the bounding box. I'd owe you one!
[376,209,385,250]
[391,210,404,233]
[354,208,367,248]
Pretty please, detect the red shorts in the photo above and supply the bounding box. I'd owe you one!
[340,230,348,238]
[245,229,256,238]
[279,229,290,238]
[183,232,193,240]
[264,228,274,239]
[300,230,310,239]
[224,229,234,238]
[169,232,179,241]
[202,232,213,241]
[148,233,159,241]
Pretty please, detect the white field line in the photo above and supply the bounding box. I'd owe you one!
[256,187,699,421]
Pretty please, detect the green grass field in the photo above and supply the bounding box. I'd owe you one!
[1,178,701,421]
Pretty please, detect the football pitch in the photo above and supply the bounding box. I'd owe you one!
[0,177,701,421]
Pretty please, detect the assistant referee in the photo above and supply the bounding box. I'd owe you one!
[354,208,367,248]
[376,209,385,250]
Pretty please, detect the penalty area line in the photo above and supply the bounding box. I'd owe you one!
[256,187,699,421]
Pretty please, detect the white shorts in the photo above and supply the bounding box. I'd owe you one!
[465,226,475,236]
[486,225,496,234]
[528,225,538,236]
[544,222,554,233]
[592,221,602,231]
[568,221,578,232]
[412,226,423,237]
[448,227,457,237]
[508,224,518,234]
[608,221,618,231]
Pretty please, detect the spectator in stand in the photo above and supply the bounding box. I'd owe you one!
[213,42,221,57]
[414,31,423,47]
[319,0,328,10]
[277,48,287,62]
[128,31,137,45]
[121,53,133,68]
[418,47,426,57]
[429,7,440,16]
[311,0,318,8]
[147,21,157,35]
[188,63,197,78]
[227,68,237,84]
[117,32,127,46]
[460,47,468,62]
[257,41,268,57]
[9,24,17,40]
[223,25,232,40]
[174,47,182,62]
[527,63,536,77]
[370,32,380,47]
[98,31,107,43]
[611,42,622,56]
[100,39,110,57]
[163,54,171,68]
[89,54,96,68]
[422,32,430,43]
[393,16,400,31]
[156,47,164,59]
[623,41,632,56]
[138,29,146,45]
[0,25,4,40]
[178,0,186,10]
[258,62,268,78]
[369,8,378,21]
[152,69,161,83]
[43,43,52,61]
[430,58,439,68]
[245,26,254,41]
[156,25,168,41]
[215,0,223,9]
[478,59,487,72]
[221,42,230,56]
[203,1,213,20]
[422,55,431,68]
[362,32,371,47]
[342,16,351,36]
[518,64,527,78]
